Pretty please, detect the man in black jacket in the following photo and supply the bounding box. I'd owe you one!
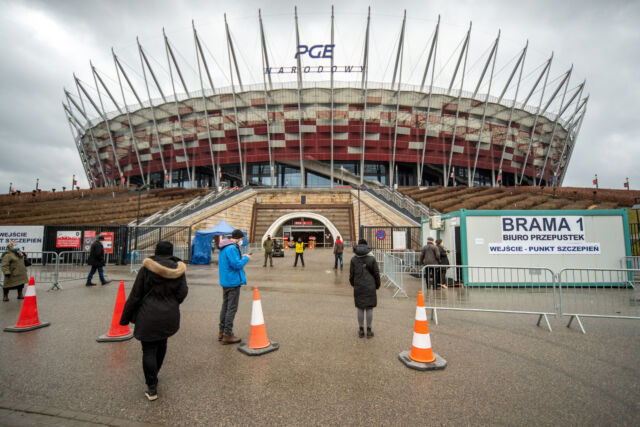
[85,235,111,286]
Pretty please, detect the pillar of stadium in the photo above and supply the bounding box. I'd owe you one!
[554,96,588,181]
[469,31,500,186]
[417,17,439,184]
[527,66,572,186]
[163,30,193,187]
[496,42,528,186]
[136,38,169,186]
[358,7,370,187]
[538,79,584,182]
[389,10,407,189]
[418,15,440,187]
[294,7,305,188]
[559,105,587,186]
[63,103,96,187]
[89,64,125,183]
[63,105,93,186]
[76,73,123,183]
[224,15,246,186]
[518,64,570,185]
[111,51,147,187]
[258,10,275,188]
[504,54,553,186]
[445,23,472,187]
[548,96,587,185]
[65,89,108,185]
[193,22,220,190]
[63,100,96,185]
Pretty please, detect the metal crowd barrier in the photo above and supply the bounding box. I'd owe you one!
[557,268,640,333]
[382,252,408,298]
[129,246,190,274]
[129,250,156,274]
[0,251,59,290]
[421,265,558,331]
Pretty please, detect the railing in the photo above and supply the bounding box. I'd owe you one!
[369,187,436,220]
[150,187,248,227]
[129,246,191,274]
[381,252,407,298]
[557,268,640,333]
[421,265,558,331]
[0,251,58,289]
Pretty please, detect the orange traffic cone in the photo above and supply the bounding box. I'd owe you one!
[238,287,279,356]
[97,281,133,342]
[398,291,446,371]
[4,277,50,333]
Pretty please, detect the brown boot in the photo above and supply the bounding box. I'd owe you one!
[217,330,223,341]
[221,333,241,345]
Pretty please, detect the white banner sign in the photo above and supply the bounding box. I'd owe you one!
[0,226,45,253]
[488,216,600,255]
[392,231,407,251]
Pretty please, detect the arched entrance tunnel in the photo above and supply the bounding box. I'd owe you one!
[262,212,342,248]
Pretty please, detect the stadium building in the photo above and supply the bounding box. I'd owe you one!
[63,8,588,190]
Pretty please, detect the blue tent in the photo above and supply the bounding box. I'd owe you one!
[191,220,247,264]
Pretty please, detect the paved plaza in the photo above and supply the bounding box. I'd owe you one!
[1,248,639,426]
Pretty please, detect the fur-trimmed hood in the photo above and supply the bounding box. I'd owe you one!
[143,257,186,279]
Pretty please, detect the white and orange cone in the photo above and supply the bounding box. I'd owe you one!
[238,287,279,356]
[97,281,133,342]
[398,291,446,371]
[4,277,51,333]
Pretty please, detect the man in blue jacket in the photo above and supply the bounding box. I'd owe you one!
[217,229,251,344]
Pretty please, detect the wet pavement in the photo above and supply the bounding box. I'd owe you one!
[1,248,639,426]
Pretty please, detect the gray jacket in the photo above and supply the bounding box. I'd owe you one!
[420,243,440,266]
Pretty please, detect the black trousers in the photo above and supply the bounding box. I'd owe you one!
[294,253,305,267]
[3,284,24,297]
[219,286,241,335]
[141,339,167,387]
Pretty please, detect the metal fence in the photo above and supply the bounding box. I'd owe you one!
[557,268,640,333]
[421,265,558,331]
[381,252,407,298]
[359,226,421,251]
[0,251,59,289]
[40,224,191,266]
[129,246,190,273]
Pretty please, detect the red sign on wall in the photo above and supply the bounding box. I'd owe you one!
[100,232,114,254]
[293,221,312,225]
[56,231,81,248]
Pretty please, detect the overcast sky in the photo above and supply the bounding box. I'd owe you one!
[1,0,638,192]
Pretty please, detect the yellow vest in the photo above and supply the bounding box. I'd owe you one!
[295,242,304,253]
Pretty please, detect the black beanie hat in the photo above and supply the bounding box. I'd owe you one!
[358,239,368,245]
[231,229,244,239]
[155,241,173,256]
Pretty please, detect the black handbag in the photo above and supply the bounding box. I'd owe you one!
[21,252,32,267]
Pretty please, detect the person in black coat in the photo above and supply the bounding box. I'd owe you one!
[120,241,188,401]
[349,239,381,338]
[85,235,110,286]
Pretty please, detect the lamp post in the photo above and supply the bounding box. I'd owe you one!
[132,184,150,251]
[358,184,361,240]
